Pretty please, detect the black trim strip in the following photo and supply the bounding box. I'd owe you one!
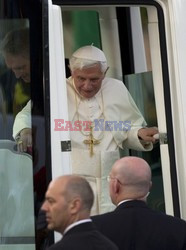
[43,0,52,187]
[42,0,54,246]
[52,0,156,5]
[116,7,135,75]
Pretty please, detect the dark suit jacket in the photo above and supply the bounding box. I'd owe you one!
[92,200,186,250]
[47,221,118,250]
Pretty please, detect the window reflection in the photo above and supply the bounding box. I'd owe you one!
[0,20,30,139]
[0,21,35,248]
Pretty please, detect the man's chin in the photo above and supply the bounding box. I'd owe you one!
[22,77,30,83]
[81,92,95,99]
[47,223,54,230]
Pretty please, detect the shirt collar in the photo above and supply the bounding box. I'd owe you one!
[117,192,150,207]
[117,199,133,207]
[63,218,92,235]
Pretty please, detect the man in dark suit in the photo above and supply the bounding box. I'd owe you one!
[41,175,118,250]
[92,156,186,250]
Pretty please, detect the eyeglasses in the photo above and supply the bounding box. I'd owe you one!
[107,175,124,185]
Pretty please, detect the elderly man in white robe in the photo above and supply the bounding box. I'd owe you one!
[13,45,158,214]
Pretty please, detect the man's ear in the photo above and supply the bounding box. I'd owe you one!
[113,180,120,195]
[70,197,81,214]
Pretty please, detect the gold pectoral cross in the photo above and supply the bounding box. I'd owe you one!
[83,125,100,157]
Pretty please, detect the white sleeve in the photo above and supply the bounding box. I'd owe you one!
[12,100,31,139]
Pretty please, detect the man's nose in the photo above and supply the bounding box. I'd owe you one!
[83,80,92,90]
[13,69,23,79]
[41,201,47,211]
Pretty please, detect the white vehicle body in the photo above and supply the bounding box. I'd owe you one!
[48,0,186,220]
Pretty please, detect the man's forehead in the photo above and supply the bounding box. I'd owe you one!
[5,54,29,66]
[48,177,67,193]
[46,184,62,199]
[5,52,28,59]
[49,178,60,189]
[73,65,103,74]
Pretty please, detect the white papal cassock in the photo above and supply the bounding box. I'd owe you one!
[67,76,153,215]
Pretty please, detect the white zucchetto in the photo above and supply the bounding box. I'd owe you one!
[72,45,107,63]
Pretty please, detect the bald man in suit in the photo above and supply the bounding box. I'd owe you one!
[41,175,118,250]
[92,156,186,250]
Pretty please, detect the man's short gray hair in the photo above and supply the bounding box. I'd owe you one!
[0,27,30,58]
[69,57,108,73]
[65,176,94,211]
